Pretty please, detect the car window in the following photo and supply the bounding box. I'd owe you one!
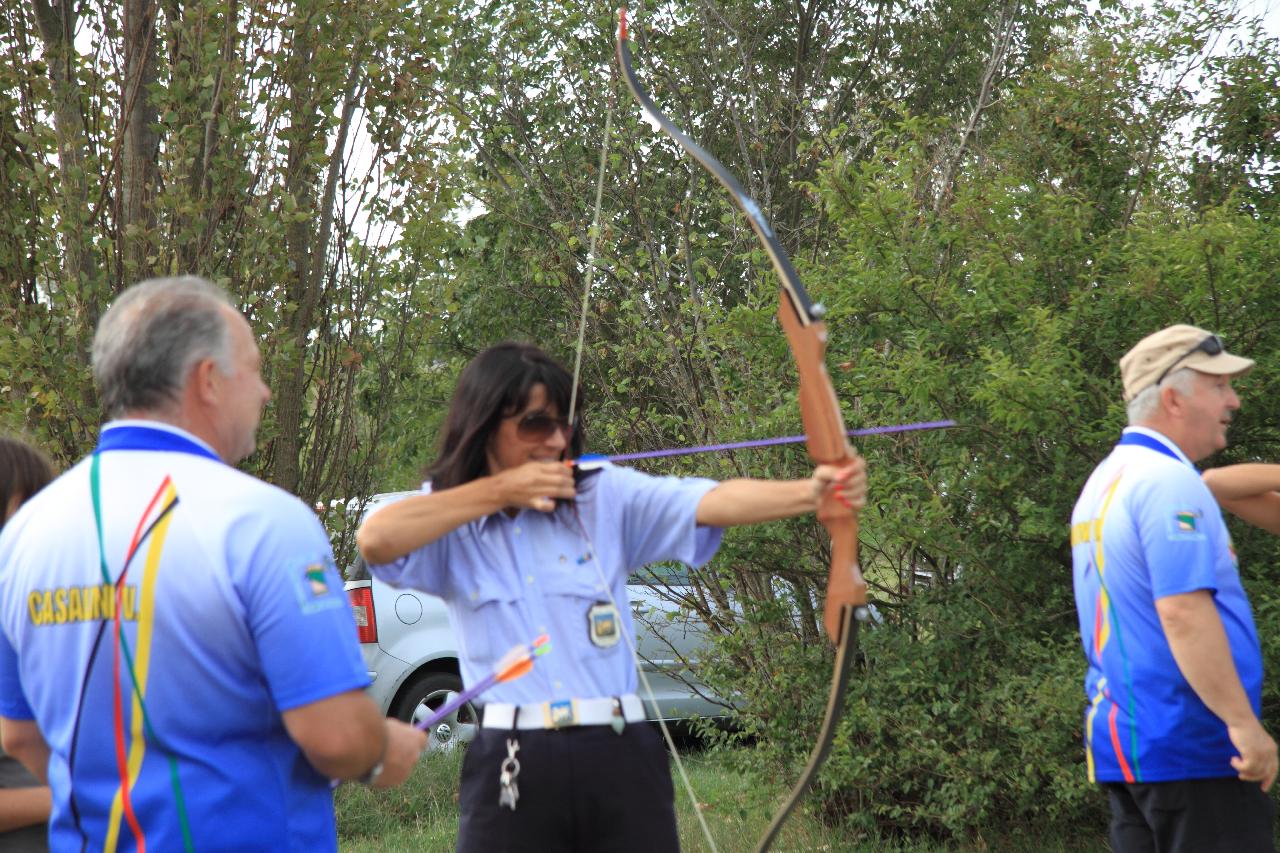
[348,554,370,582]
[628,563,692,587]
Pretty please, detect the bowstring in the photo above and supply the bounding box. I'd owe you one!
[565,24,720,852]
[568,507,719,853]
[566,54,614,429]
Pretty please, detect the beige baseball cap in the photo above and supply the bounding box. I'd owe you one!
[1119,324,1254,401]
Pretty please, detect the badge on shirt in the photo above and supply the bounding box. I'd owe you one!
[1167,508,1206,541]
[292,556,344,615]
[587,601,621,648]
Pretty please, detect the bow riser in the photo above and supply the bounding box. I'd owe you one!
[777,300,868,641]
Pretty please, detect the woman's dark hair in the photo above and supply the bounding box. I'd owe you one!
[0,436,56,530]
[426,342,586,490]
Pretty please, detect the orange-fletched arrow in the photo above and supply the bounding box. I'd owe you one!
[414,634,551,732]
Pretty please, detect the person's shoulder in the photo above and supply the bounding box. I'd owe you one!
[1127,453,1202,486]
[1123,454,1212,505]
[187,463,321,527]
[0,458,90,539]
[588,460,657,491]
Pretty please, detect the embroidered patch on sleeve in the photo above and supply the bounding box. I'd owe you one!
[292,556,344,615]
[1166,508,1206,541]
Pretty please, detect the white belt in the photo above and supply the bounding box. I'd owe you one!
[482,694,646,730]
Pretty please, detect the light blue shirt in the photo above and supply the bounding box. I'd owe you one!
[1070,426,1261,783]
[369,463,723,704]
[0,422,368,852]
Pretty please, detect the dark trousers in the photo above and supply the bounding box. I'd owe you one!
[456,722,679,853]
[1105,777,1275,853]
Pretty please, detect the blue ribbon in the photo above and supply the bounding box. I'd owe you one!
[94,425,221,462]
[1116,431,1186,466]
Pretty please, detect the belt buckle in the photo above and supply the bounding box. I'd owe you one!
[545,699,578,729]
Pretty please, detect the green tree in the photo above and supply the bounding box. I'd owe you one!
[0,1,456,541]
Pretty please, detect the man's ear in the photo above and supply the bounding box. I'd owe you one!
[1159,381,1188,418]
[189,358,221,406]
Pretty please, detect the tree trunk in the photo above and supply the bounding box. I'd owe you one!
[30,0,97,301]
[122,0,162,279]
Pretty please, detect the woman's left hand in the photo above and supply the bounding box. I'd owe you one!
[811,457,867,511]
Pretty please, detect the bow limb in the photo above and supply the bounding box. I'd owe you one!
[757,307,866,852]
[614,5,867,640]
[615,9,868,851]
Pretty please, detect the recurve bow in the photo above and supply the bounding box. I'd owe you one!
[614,9,870,851]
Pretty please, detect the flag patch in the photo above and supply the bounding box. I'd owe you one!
[1175,511,1199,532]
[292,556,342,614]
[305,565,330,597]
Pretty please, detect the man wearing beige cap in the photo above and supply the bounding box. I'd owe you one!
[1070,324,1276,852]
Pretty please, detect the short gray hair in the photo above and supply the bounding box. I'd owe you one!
[92,276,236,418]
[1126,366,1196,424]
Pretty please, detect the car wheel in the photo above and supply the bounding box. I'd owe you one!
[392,671,479,752]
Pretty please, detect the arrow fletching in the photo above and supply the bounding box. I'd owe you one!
[414,634,551,732]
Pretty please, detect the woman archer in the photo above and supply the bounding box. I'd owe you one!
[357,341,865,853]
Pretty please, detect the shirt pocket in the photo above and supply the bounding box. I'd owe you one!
[456,576,519,667]
[540,564,625,658]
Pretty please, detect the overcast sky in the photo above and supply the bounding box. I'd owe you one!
[1246,0,1279,34]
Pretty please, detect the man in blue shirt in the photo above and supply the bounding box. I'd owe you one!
[0,276,426,851]
[1070,324,1276,852]
[359,341,867,853]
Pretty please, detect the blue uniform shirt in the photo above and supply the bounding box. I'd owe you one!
[1070,426,1262,783]
[0,422,369,852]
[369,463,723,705]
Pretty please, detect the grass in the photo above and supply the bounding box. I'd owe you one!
[336,743,1110,852]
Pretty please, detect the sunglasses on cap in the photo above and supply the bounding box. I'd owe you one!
[1154,334,1224,388]
[513,412,575,442]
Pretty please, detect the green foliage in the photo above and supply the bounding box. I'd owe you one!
[687,0,1280,842]
[0,1,459,546]
[713,590,1104,841]
[4,0,1279,845]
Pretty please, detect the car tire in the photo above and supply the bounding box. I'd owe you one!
[392,670,479,752]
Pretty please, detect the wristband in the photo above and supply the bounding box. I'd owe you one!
[358,732,389,786]
[357,758,384,786]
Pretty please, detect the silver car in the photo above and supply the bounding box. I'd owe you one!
[343,492,726,750]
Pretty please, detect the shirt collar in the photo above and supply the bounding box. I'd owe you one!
[1120,425,1195,468]
[96,420,222,463]
[475,507,520,533]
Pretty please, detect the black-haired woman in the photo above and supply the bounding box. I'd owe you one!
[358,341,865,853]
[0,436,54,852]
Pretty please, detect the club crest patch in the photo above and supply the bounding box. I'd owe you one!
[587,601,621,648]
[306,565,330,596]
[293,557,343,615]
[1167,508,1206,541]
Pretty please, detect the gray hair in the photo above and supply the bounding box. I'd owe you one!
[1126,366,1197,424]
[91,276,236,418]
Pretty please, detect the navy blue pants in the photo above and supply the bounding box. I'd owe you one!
[456,722,679,853]
[1105,777,1275,853]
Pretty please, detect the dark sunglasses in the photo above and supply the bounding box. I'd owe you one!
[514,412,575,442]
[1154,334,1224,388]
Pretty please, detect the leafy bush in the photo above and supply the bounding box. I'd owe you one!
[693,3,1280,843]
